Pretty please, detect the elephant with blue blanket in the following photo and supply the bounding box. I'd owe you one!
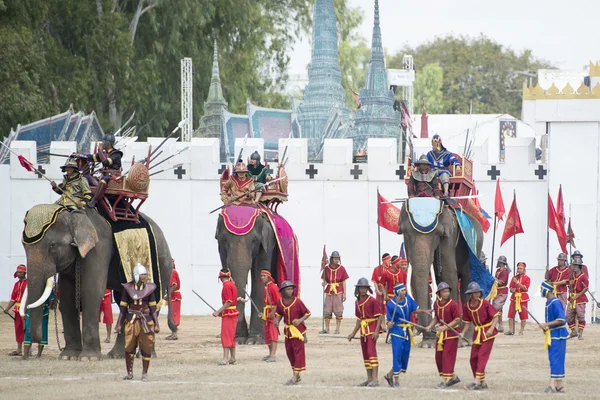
[399,198,484,348]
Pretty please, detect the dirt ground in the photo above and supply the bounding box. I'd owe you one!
[1,311,599,400]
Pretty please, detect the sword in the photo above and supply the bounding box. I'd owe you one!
[583,284,600,306]
[191,289,217,312]
[397,317,433,332]
[242,288,262,316]
[0,305,16,320]
[436,318,470,345]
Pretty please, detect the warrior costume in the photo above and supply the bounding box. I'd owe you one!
[247,151,271,184]
[10,266,27,347]
[381,266,407,299]
[170,263,182,327]
[322,261,349,323]
[99,289,114,325]
[541,282,569,381]
[85,134,123,207]
[219,273,239,349]
[566,265,588,335]
[220,161,256,206]
[117,264,159,380]
[546,262,570,311]
[353,279,382,372]
[262,271,281,346]
[387,284,418,377]
[275,282,311,375]
[426,134,460,187]
[432,289,460,380]
[508,265,530,321]
[53,158,92,209]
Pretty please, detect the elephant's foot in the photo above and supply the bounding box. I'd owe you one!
[245,335,265,345]
[78,348,103,361]
[59,348,82,360]
[107,348,125,359]
[236,336,248,345]
[418,338,437,348]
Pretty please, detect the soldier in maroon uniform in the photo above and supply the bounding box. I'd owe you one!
[492,256,510,332]
[321,251,349,334]
[260,270,281,362]
[407,155,441,198]
[567,260,588,340]
[545,253,571,311]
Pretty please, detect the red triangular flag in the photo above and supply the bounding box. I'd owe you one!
[567,217,576,249]
[377,193,400,233]
[500,196,524,246]
[494,179,505,222]
[18,155,35,172]
[548,194,568,254]
[556,185,565,226]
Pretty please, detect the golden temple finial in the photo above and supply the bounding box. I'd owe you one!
[589,61,600,77]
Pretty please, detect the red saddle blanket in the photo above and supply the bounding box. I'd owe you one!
[221,205,261,235]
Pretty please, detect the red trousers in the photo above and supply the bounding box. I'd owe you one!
[285,337,306,372]
[98,297,113,324]
[264,319,279,345]
[508,301,528,320]
[435,337,458,378]
[171,299,181,326]
[360,334,378,369]
[470,338,495,381]
[221,316,238,348]
[14,312,24,343]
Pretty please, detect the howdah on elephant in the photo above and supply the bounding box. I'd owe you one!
[21,204,175,360]
[399,198,484,347]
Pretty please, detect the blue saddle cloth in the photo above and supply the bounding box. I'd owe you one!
[406,198,443,234]
[454,209,495,298]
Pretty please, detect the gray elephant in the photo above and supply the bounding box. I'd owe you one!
[399,201,483,347]
[21,204,175,360]
[215,211,277,344]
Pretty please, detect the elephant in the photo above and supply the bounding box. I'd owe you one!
[399,201,483,348]
[215,211,278,344]
[21,205,175,360]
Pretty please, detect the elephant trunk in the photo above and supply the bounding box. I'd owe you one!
[406,236,437,330]
[23,280,45,343]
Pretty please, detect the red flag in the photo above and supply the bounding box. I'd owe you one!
[556,185,565,226]
[463,197,491,233]
[494,178,505,221]
[18,155,34,172]
[320,244,327,270]
[567,217,576,249]
[548,194,568,253]
[500,197,523,246]
[377,193,400,233]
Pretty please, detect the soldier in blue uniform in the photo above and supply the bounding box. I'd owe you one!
[426,135,461,198]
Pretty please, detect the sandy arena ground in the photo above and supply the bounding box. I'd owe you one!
[1,311,599,399]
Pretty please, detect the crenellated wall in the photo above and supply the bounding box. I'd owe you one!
[1,136,594,323]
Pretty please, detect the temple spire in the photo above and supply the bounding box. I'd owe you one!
[366,0,386,91]
[206,40,225,103]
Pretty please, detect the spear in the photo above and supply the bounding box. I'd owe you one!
[144,120,185,162]
[148,163,183,177]
[208,176,286,214]
[0,305,15,320]
[149,147,190,171]
[236,133,249,163]
[113,111,136,137]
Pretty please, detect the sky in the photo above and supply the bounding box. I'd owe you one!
[287,0,599,79]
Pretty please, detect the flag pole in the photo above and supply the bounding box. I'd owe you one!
[490,215,497,274]
[513,190,516,268]
[546,190,550,269]
[568,203,572,259]
[377,186,382,263]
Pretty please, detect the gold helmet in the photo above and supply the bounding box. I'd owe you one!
[234,161,248,173]
[431,134,445,152]
[60,158,79,172]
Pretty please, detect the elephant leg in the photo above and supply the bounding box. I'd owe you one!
[58,274,82,360]
[246,262,265,345]
[230,266,250,344]
[79,271,105,360]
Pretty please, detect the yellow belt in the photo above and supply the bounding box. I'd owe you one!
[552,285,557,296]
[262,305,275,321]
[544,329,551,351]
[396,323,416,345]
[328,282,340,294]
[436,330,446,351]
[515,292,523,312]
[473,321,493,345]
[569,294,576,309]
[226,306,237,310]
[285,324,304,341]
[360,318,378,336]
[15,302,20,307]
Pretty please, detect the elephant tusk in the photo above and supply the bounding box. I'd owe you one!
[430,264,438,303]
[20,287,28,315]
[406,264,413,297]
[27,277,54,309]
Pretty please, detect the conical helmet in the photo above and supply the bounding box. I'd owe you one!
[355,277,371,288]
[279,280,296,292]
[60,158,79,171]
[436,282,451,293]
[464,281,482,294]
[414,154,431,166]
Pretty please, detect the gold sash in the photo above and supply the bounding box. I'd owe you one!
[285,324,305,341]
[515,292,523,312]
[396,323,416,345]
[473,321,493,345]
[328,282,340,294]
[360,318,378,336]
[544,329,551,350]
[262,305,275,321]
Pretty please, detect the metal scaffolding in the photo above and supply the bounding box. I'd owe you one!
[181,57,193,142]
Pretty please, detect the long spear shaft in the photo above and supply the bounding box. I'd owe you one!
[148,163,183,177]
[490,215,497,274]
[242,288,261,316]
[148,147,189,171]
[0,305,16,320]
[513,190,516,270]
[148,120,184,160]
[191,290,217,312]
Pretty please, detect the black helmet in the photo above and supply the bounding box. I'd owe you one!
[102,133,115,147]
[279,280,296,292]
[250,151,261,162]
[496,255,508,266]
[557,253,568,261]
[330,251,340,258]
[436,282,451,293]
[572,250,583,258]
[414,154,432,166]
[354,277,373,298]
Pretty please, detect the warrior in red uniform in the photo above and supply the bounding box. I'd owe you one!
[372,253,391,332]
[461,282,499,390]
[567,260,588,340]
[99,289,113,343]
[570,250,589,277]
[275,280,311,385]
[115,263,159,381]
[545,253,570,312]
[260,270,281,362]
[348,278,383,387]
[507,262,530,336]
[321,250,349,334]
[381,257,407,300]
[5,265,27,356]
[492,255,510,332]
[213,269,239,365]
[426,282,461,388]
[166,259,182,340]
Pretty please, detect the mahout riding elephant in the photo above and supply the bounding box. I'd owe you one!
[399,200,483,348]
[21,205,175,360]
[215,210,277,344]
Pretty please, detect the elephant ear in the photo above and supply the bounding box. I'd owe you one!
[69,210,99,258]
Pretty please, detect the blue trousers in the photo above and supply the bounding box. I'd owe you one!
[24,311,49,346]
[548,339,566,379]
[391,335,411,375]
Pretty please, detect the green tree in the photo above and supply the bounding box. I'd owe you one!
[388,34,553,117]
[414,64,445,114]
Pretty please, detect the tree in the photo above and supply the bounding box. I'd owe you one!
[414,64,445,114]
[388,34,553,117]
